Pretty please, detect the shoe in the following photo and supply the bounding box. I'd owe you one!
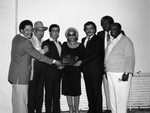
[87,110,92,113]
[106,110,112,113]
[69,106,73,113]
[75,109,80,113]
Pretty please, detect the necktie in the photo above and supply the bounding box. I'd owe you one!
[86,36,90,47]
[87,37,90,43]
[105,39,113,61]
[107,33,110,42]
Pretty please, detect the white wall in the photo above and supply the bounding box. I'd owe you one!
[0,0,15,113]
[17,0,150,72]
[0,0,150,113]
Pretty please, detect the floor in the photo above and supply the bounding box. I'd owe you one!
[58,109,150,113]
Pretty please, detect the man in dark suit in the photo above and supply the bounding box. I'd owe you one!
[97,16,114,113]
[42,24,62,113]
[81,21,104,113]
[8,20,62,113]
[97,16,126,113]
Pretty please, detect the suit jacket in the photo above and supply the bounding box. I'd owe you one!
[105,35,135,73]
[97,30,105,66]
[8,34,53,84]
[81,34,104,76]
[42,39,61,79]
[97,30,126,60]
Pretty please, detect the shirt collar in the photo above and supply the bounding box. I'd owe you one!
[105,31,112,40]
[20,33,28,39]
[32,35,43,43]
[49,37,59,43]
[105,31,109,34]
[113,33,122,42]
[86,34,94,40]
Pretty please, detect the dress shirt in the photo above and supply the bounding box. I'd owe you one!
[30,35,45,54]
[49,37,61,57]
[84,34,94,47]
[30,35,44,80]
[105,31,111,49]
[20,33,28,39]
[105,33,122,61]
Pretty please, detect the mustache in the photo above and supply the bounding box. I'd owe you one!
[86,31,92,34]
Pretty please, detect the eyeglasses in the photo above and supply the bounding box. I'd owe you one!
[68,34,75,36]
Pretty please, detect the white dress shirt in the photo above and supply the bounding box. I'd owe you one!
[30,35,44,80]
[30,35,45,54]
[84,34,94,47]
[105,31,109,49]
[105,33,122,61]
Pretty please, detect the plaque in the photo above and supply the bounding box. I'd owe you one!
[61,55,76,65]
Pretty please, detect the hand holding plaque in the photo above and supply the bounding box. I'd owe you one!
[73,60,82,67]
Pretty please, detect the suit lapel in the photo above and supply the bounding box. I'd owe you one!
[103,31,106,49]
[86,34,96,46]
[48,40,60,58]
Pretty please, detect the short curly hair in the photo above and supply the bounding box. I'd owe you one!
[84,21,97,33]
[49,24,60,32]
[19,20,33,33]
[65,27,79,41]
[101,15,114,26]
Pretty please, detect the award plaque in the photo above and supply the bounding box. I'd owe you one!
[61,54,76,65]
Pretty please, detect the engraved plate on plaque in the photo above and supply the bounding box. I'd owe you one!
[62,55,76,65]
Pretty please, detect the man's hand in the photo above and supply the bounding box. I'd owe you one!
[43,45,49,53]
[57,65,65,70]
[54,60,63,67]
[73,60,82,66]
[122,73,129,81]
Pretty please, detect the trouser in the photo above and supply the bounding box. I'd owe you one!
[28,61,45,113]
[45,78,61,113]
[103,74,111,110]
[12,84,28,113]
[107,72,132,113]
[83,72,103,113]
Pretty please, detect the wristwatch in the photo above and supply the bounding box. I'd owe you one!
[52,59,56,64]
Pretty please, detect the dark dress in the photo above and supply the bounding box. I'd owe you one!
[61,42,84,96]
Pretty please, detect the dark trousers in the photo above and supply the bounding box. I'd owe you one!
[45,77,61,113]
[83,71,103,113]
[28,61,45,113]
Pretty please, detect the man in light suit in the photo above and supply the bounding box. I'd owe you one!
[105,23,135,113]
[81,21,104,113]
[8,20,62,113]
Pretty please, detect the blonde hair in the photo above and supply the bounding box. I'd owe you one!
[65,27,79,41]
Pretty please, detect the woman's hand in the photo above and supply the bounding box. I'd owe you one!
[73,60,82,66]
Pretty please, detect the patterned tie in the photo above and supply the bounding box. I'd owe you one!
[86,36,91,47]
[105,39,113,61]
[107,32,110,43]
